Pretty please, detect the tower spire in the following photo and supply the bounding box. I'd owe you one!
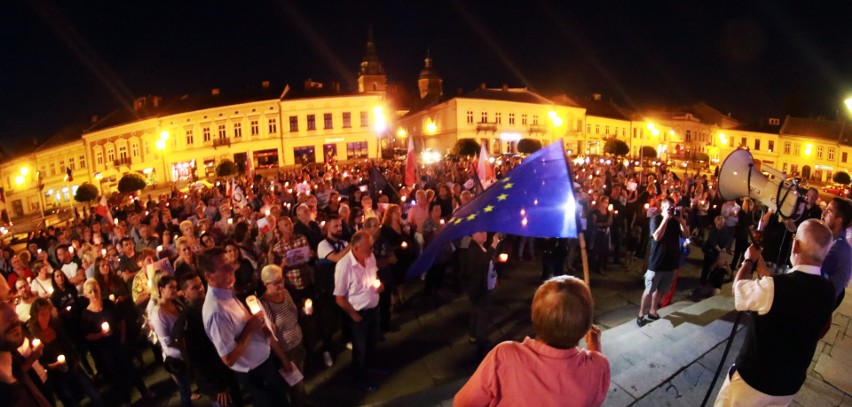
[357,29,386,93]
[418,49,443,99]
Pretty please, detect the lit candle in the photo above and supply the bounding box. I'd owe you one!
[265,209,271,216]
[101,322,110,333]
[245,295,261,315]
[156,245,163,253]
[114,218,118,225]
[498,253,509,263]
[65,306,72,312]
[68,246,74,254]
[31,338,41,348]
[644,203,650,210]
[303,298,313,315]
[401,241,408,249]
[320,221,326,227]
[608,204,614,212]
[108,294,115,302]
[400,196,406,203]
[57,354,66,364]
[101,248,107,256]
[227,218,233,225]
[47,287,53,295]
[440,219,445,225]
[372,279,381,289]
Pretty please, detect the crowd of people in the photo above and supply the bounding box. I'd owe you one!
[0,151,850,406]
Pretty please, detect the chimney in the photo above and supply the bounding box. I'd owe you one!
[334,82,341,92]
[261,80,270,88]
[592,93,602,101]
[502,84,509,91]
[90,115,99,124]
[480,83,487,90]
[152,96,161,107]
[211,88,220,95]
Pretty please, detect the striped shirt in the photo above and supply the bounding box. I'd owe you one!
[260,291,303,351]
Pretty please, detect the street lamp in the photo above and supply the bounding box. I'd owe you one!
[156,131,169,185]
[373,106,387,158]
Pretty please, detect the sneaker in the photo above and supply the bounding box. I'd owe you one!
[323,351,333,367]
[636,316,647,327]
[345,342,353,350]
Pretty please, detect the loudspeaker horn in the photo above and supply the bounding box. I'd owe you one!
[718,149,803,219]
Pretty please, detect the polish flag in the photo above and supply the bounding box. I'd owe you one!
[94,195,114,225]
[477,143,494,187]
[404,137,417,187]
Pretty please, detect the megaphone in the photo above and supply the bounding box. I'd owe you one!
[718,149,804,219]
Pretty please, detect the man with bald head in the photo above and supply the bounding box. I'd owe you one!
[715,219,836,406]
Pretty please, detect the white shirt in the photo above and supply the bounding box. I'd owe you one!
[30,276,53,298]
[733,264,822,315]
[150,304,182,360]
[202,286,270,372]
[333,251,379,311]
[60,262,82,292]
[318,238,348,260]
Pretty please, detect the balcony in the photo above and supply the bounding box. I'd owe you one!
[113,157,132,167]
[476,122,497,133]
[529,125,547,134]
[213,137,231,148]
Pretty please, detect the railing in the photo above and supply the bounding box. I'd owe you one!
[476,123,498,133]
[213,137,231,148]
[529,125,547,134]
[113,157,132,167]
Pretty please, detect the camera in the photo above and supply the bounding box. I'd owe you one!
[669,207,683,218]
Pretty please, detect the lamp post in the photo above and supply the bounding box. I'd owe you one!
[156,131,169,187]
[16,167,45,220]
[373,106,387,159]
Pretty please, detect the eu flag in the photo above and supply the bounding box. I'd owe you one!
[406,139,579,279]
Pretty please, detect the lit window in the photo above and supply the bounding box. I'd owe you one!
[307,115,316,131]
[234,123,242,138]
[268,118,278,134]
[343,112,352,128]
[251,120,259,135]
[324,113,333,129]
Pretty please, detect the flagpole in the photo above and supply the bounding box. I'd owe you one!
[561,142,590,286]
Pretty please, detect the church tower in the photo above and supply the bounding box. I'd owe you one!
[357,29,387,94]
[417,51,443,99]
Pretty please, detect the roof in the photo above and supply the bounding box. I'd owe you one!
[732,119,781,134]
[86,85,285,132]
[35,123,88,152]
[280,82,358,101]
[780,116,852,144]
[418,56,441,80]
[458,87,553,105]
[577,96,631,120]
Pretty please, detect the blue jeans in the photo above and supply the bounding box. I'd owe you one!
[347,307,380,376]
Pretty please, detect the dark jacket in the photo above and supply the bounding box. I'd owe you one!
[465,241,496,301]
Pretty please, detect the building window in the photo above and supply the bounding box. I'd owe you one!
[768,140,774,152]
[360,111,368,127]
[605,125,610,135]
[268,118,278,134]
[343,112,352,128]
[508,113,515,125]
[741,137,747,148]
[754,139,760,151]
[794,144,800,156]
[828,147,835,161]
[633,128,637,138]
[49,163,56,176]
[107,149,115,163]
[307,115,316,131]
[686,130,692,142]
[289,116,298,132]
[131,143,139,157]
[218,124,227,140]
[784,142,791,154]
[817,146,824,159]
[495,113,502,124]
[843,152,848,163]
[467,111,474,124]
[346,141,368,159]
[323,113,333,129]
[769,118,780,125]
[80,155,86,168]
[783,163,788,172]
[203,127,211,142]
[480,112,488,123]
[532,115,539,125]
[251,120,259,136]
[234,123,242,138]
[186,130,194,145]
[522,114,528,126]
[119,146,128,160]
[59,160,65,172]
[595,125,600,134]
[68,158,75,170]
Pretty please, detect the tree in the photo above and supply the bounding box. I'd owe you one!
[453,138,480,156]
[73,182,99,203]
[117,173,147,194]
[694,152,710,162]
[216,159,238,178]
[639,146,657,159]
[833,171,851,185]
[517,138,543,154]
[603,139,629,156]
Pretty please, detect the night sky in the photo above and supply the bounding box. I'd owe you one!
[3,1,851,147]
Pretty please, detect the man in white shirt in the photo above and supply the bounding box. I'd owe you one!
[335,231,383,391]
[56,245,83,293]
[715,219,835,406]
[200,247,292,407]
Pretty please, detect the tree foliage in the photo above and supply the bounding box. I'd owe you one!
[639,146,657,159]
[603,139,629,156]
[833,171,851,185]
[73,182,99,203]
[117,173,147,194]
[216,159,238,178]
[517,138,543,154]
[694,152,710,162]
[453,138,480,156]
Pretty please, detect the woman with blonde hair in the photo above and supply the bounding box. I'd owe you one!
[381,204,415,308]
[260,264,307,406]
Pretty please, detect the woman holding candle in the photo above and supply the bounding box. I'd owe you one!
[28,298,103,407]
[226,240,259,302]
[149,275,194,407]
[173,237,198,282]
[29,262,54,298]
[260,264,307,407]
[380,204,415,309]
[81,278,153,405]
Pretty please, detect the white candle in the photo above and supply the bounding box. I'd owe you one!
[498,253,509,263]
[644,203,650,210]
[608,204,614,212]
[228,218,233,225]
[303,299,313,315]
[31,338,41,348]
[57,354,66,364]
[65,306,72,312]
[68,246,74,254]
[440,219,445,225]
[156,245,163,253]
[108,294,115,302]
[265,209,271,216]
[245,295,261,315]
[101,322,110,333]
[47,287,54,295]
[372,279,381,289]
[401,241,408,249]
[400,196,406,202]
[101,248,107,256]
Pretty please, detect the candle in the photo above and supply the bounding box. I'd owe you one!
[265,209,271,216]
[440,219,445,225]
[372,279,381,289]
[644,203,650,210]
[57,355,66,364]
[47,287,54,295]
[68,246,74,254]
[228,218,233,225]
[108,294,115,302]
[400,196,406,202]
[156,245,163,253]
[65,306,72,312]
[245,295,261,314]
[101,248,107,256]
[304,299,313,315]
[608,204,614,212]
[101,322,110,333]
[498,253,509,263]
[401,241,408,249]
[114,218,118,225]
[31,338,41,348]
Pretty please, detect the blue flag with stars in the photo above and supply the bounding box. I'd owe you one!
[406,139,578,279]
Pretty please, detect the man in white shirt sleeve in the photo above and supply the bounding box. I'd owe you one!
[715,219,836,406]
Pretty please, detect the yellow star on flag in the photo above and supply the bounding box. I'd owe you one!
[497,194,508,201]
[483,205,494,213]
[467,213,477,221]
[454,218,463,225]
[503,183,513,189]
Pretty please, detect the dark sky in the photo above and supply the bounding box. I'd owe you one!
[3,0,851,146]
